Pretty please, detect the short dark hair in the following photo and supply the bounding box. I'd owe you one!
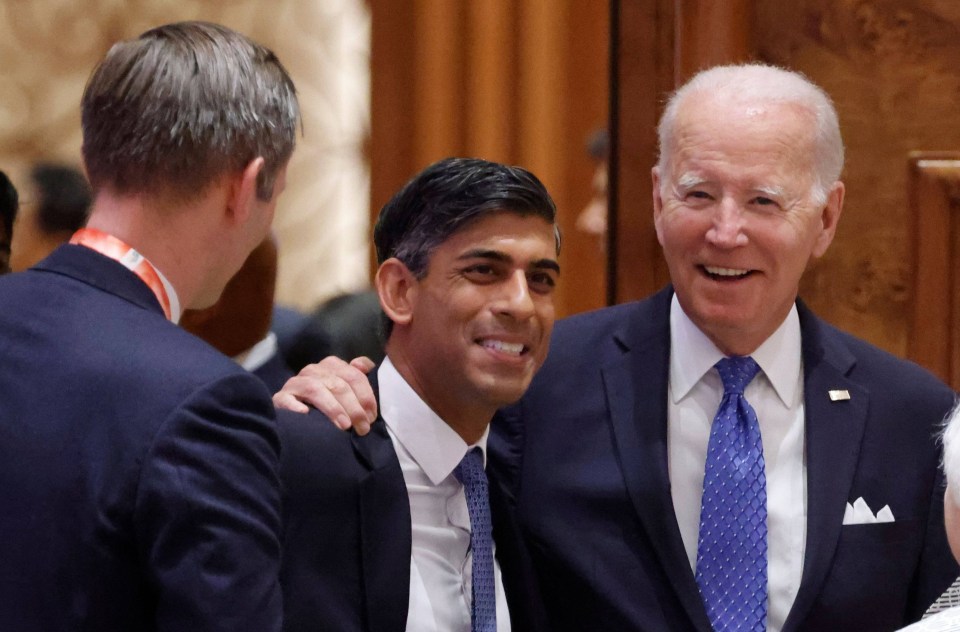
[375,157,559,274]
[81,21,300,203]
[374,157,559,336]
[29,164,91,234]
[0,170,17,238]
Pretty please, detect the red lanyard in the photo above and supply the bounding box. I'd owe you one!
[70,228,172,320]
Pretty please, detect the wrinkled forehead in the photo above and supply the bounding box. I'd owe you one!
[667,98,818,183]
[675,93,817,146]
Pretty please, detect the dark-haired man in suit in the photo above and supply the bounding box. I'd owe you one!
[0,21,299,631]
[276,157,559,632]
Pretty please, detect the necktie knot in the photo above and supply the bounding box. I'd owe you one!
[454,447,486,489]
[715,355,760,396]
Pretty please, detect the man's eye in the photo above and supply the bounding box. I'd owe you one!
[527,272,557,294]
[463,264,499,282]
[686,190,712,200]
[754,196,776,205]
[466,264,495,275]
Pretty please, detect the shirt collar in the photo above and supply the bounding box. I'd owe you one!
[377,356,488,485]
[233,332,278,372]
[669,294,802,407]
[153,264,181,324]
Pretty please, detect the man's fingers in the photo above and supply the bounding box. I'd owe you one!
[272,390,309,414]
[349,356,376,373]
[300,357,377,422]
[273,367,374,433]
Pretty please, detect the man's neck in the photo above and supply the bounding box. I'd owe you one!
[85,189,218,311]
[384,345,492,445]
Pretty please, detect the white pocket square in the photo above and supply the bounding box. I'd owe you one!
[842,497,895,525]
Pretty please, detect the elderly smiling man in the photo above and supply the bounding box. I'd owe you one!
[281,64,958,632]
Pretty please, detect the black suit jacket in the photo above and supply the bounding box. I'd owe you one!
[278,379,540,632]
[491,286,958,631]
[0,245,282,631]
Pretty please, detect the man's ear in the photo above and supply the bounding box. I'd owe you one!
[226,157,266,224]
[812,180,845,258]
[375,258,417,327]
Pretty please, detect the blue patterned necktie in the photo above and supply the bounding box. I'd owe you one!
[454,447,496,632]
[696,356,767,632]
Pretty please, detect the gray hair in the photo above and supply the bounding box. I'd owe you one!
[943,402,960,504]
[81,21,300,203]
[657,63,844,206]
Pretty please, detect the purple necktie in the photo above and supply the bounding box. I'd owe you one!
[455,447,496,632]
[696,356,767,632]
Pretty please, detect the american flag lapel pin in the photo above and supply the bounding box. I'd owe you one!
[828,389,851,401]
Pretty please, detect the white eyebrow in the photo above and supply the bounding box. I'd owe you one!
[753,185,785,199]
[675,172,706,190]
[672,172,787,200]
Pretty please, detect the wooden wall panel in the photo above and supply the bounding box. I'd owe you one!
[612,0,674,304]
[754,0,960,358]
[908,154,960,389]
[674,0,753,84]
[370,1,609,318]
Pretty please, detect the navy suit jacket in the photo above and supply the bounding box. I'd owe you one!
[490,286,958,632]
[0,245,283,631]
[278,380,541,632]
[252,349,295,393]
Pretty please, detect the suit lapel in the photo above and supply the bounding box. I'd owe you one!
[604,289,714,632]
[781,304,868,632]
[352,385,412,632]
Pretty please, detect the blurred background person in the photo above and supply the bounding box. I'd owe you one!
[574,128,609,250]
[10,162,91,272]
[283,288,385,372]
[0,170,18,275]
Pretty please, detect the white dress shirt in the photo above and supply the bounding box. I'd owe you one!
[233,331,280,373]
[378,357,511,632]
[667,295,807,632]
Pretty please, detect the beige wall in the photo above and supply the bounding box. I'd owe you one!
[0,0,370,311]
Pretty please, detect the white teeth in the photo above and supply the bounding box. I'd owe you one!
[704,266,750,277]
[482,340,524,355]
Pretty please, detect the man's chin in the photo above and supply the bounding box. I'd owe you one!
[480,377,535,409]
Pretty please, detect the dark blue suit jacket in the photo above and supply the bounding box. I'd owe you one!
[0,245,283,631]
[278,382,542,632]
[252,349,295,393]
[491,286,958,632]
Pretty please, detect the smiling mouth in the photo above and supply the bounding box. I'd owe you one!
[701,265,755,280]
[479,339,528,357]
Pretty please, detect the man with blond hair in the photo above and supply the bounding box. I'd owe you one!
[0,21,299,631]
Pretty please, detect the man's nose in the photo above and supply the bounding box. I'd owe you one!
[705,198,748,248]
[497,270,536,320]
